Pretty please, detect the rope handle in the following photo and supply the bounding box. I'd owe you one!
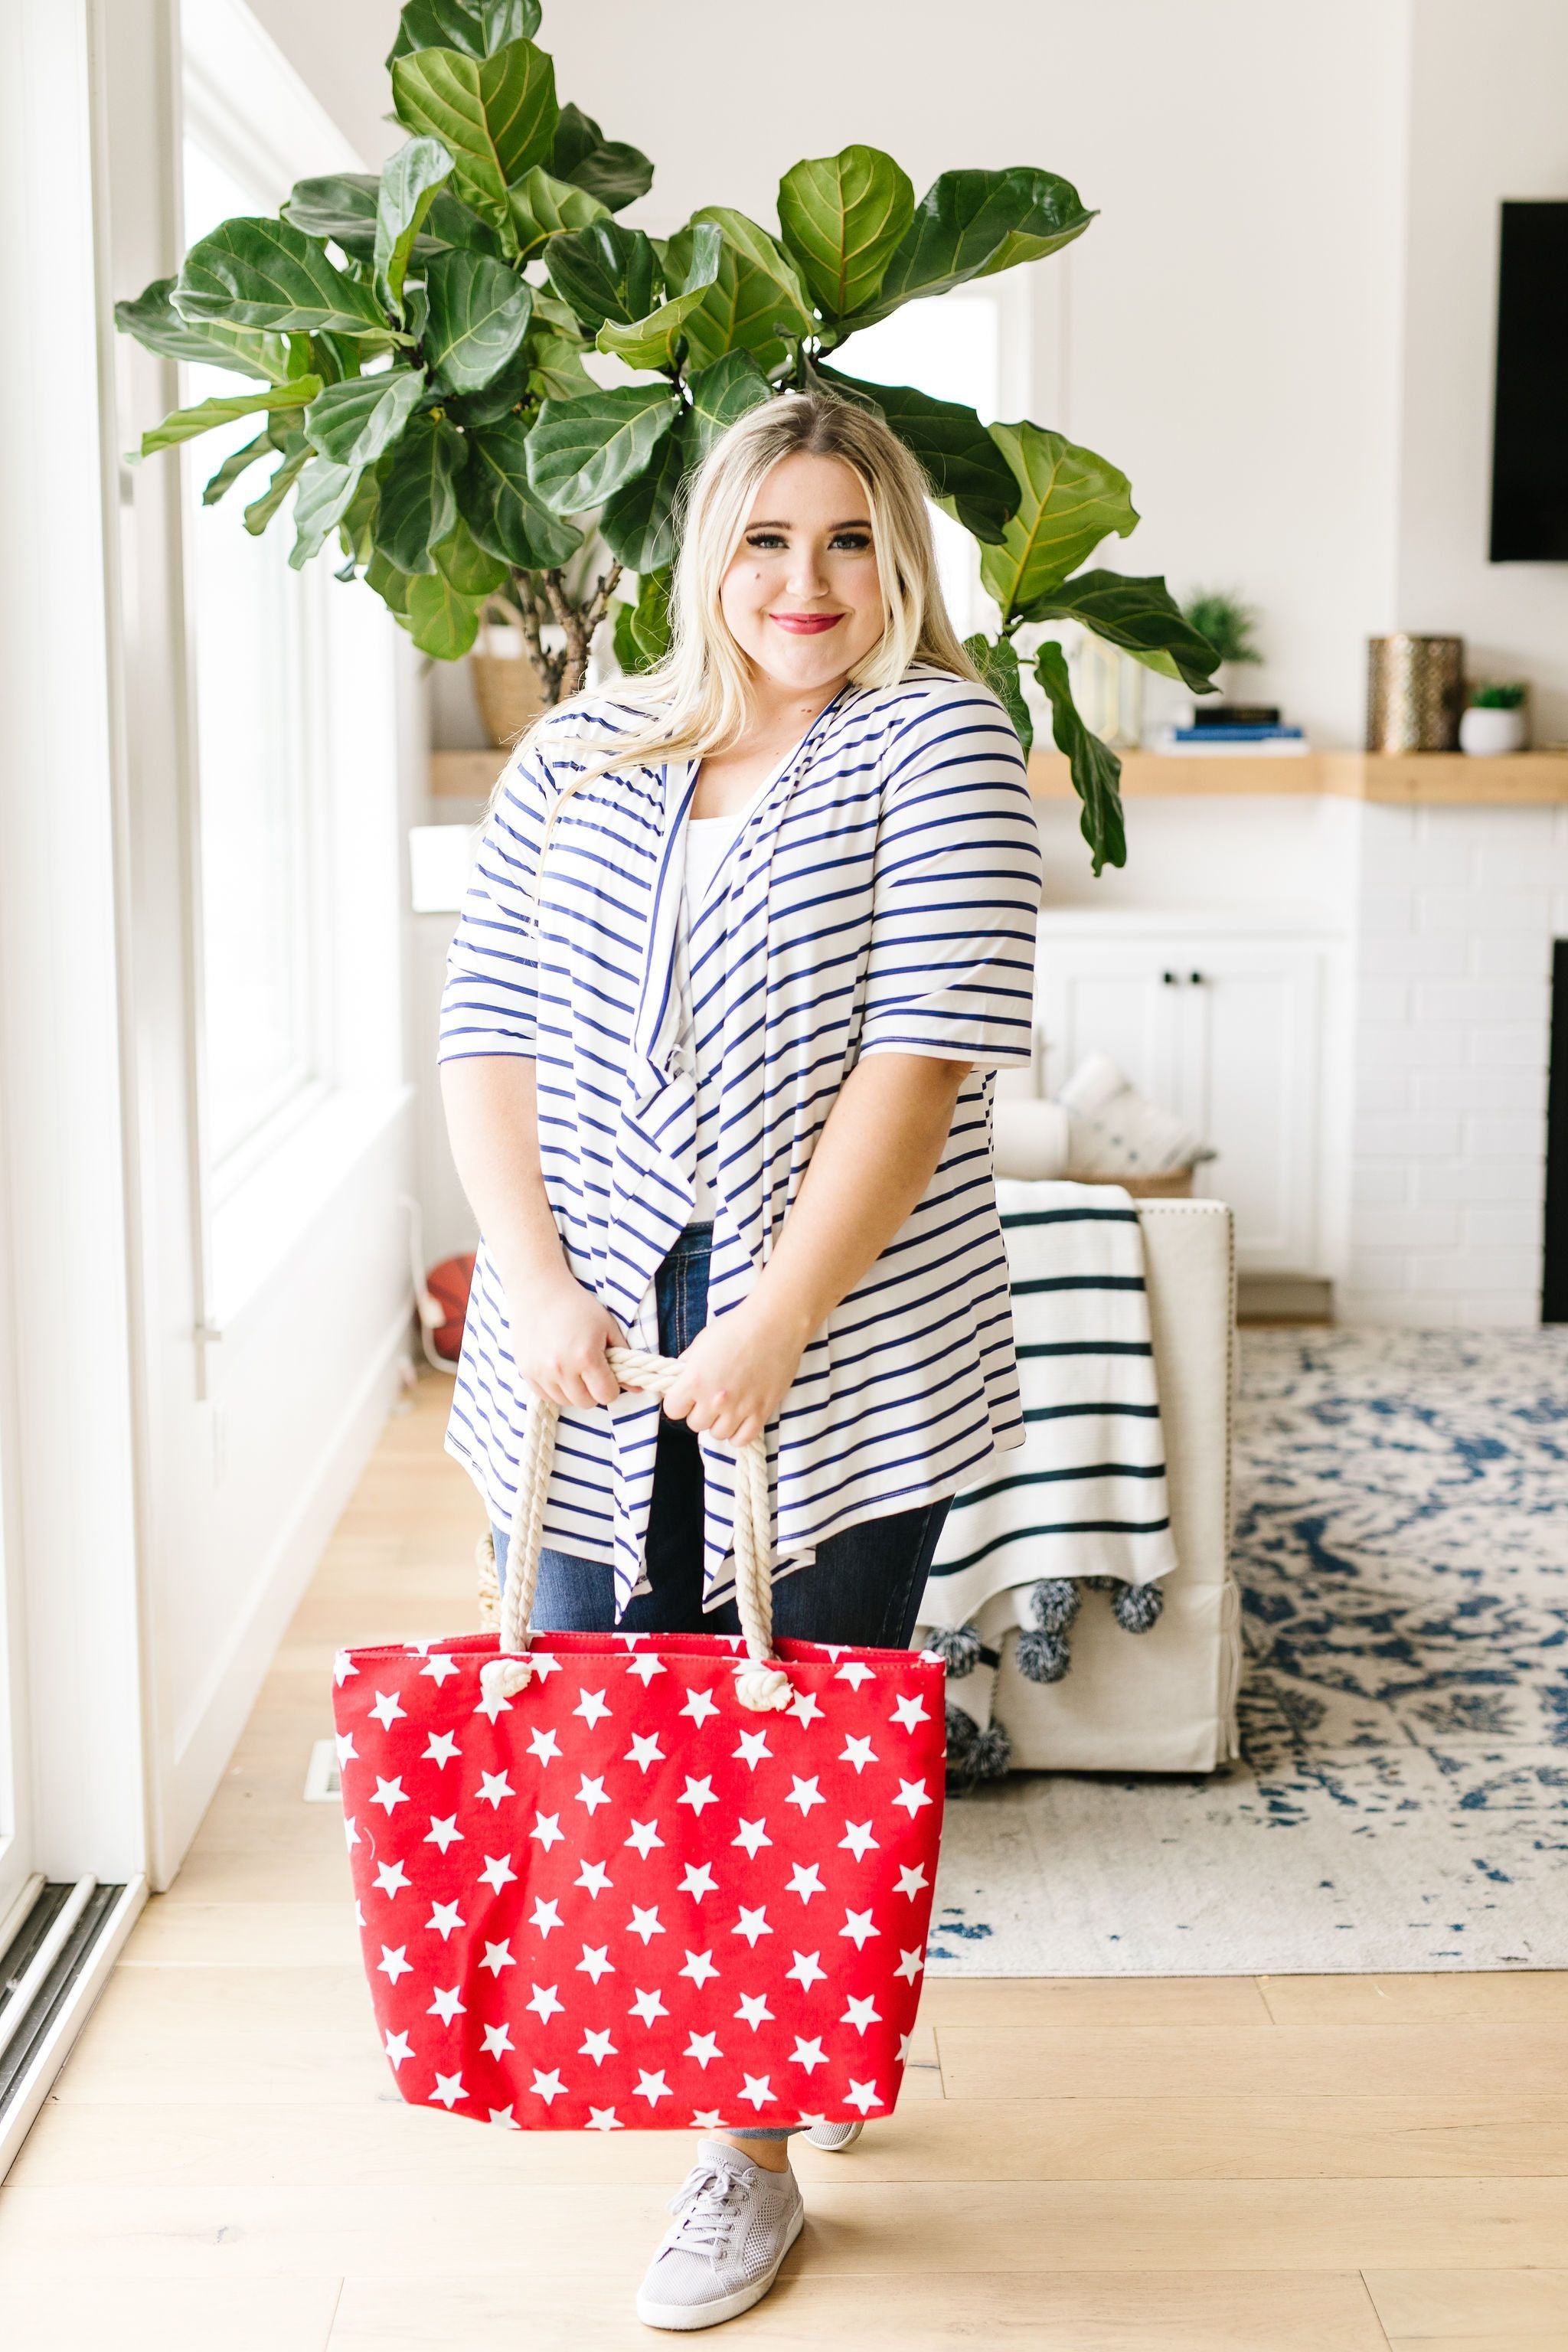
[479,1346,792,1713]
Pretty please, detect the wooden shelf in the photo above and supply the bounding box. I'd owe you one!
[431,747,506,800]
[1027,747,1568,802]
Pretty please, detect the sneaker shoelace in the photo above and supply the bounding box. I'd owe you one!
[665,2164,746,2260]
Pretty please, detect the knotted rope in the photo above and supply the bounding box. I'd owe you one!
[479,1347,792,1713]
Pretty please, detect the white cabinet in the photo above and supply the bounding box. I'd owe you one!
[1034,927,1331,1275]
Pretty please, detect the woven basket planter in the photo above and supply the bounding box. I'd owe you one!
[469,633,543,749]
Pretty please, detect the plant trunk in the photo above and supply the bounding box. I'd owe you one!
[512,560,624,707]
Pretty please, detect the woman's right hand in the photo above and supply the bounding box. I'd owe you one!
[503,1263,627,1410]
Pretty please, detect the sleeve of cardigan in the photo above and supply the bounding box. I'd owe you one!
[856,682,1043,1069]
[436,734,553,1064]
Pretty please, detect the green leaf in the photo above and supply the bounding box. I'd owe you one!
[858,168,1095,324]
[524,382,678,514]
[459,415,585,566]
[1034,639,1125,877]
[114,277,289,383]
[201,430,274,505]
[613,566,673,672]
[599,415,688,569]
[686,350,773,464]
[289,456,361,566]
[1022,569,1222,695]
[367,547,414,617]
[667,207,813,372]
[813,364,1018,544]
[391,40,557,227]
[545,220,657,334]
[374,137,453,317]
[505,164,610,260]
[525,332,598,404]
[420,188,504,256]
[979,423,1138,619]
[174,216,391,338]
[424,249,532,392]
[776,145,914,318]
[387,0,538,66]
[281,174,381,261]
[373,413,465,573]
[596,223,722,371]
[448,342,533,424]
[432,511,508,596]
[305,367,427,469]
[135,377,321,459]
[336,464,382,565]
[550,101,654,213]
[964,632,1033,755]
[407,569,485,658]
[243,436,311,534]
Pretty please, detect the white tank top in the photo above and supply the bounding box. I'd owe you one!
[677,782,768,1219]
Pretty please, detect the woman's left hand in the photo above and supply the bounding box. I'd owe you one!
[659,1298,808,1446]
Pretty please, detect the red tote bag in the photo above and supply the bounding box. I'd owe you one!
[333,1346,947,2132]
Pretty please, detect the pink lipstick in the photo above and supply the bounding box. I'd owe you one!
[769,612,842,635]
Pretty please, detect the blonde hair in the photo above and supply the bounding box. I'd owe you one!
[516,390,981,871]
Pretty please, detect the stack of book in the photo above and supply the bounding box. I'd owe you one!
[1155,704,1308,757]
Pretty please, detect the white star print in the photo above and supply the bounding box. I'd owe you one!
[841,1909,880,1950]
[528,1900,561,1942]
[479,1940,515,1976]
[525,1983,564,2023]
[838,1735,877,1774]
[787,1862,825,1902]
[732,1818,771,1857]
[530,1811,564,1851]
[890,1693,929,1730]
[472,1684,513,1723]
[790,2036,826,2072]
[575,1860,612,1897]
[573,1688,611,1727]
[839,1820,879,1860]
[680,1949,719,1988]
[344,1816,360,1851]
[424,1815,462,1853]
[479,1853,517,1893]
[374,1860,410,1900]
[841,1994,881,2032]
[371,1776,407,1814]
[685,2031,721,2069]
[477,1771,514,1809]
[738,2075,773,2111]
[822,1645,846,1661]
[488,2105,519,2129]
[626,1655,665,1685]
[627,1905,665,1945]
[894,1863,929,1897]
[333,1651,358,1686]
[529,1652,561,1681]
[786,1949,825,1990]
[732,1906,772,1946]
[625,1818,664,1857]
[734,1992,773,2029]
[629,1986,669,2026]
[384,2029,413,2068]
[423,1731,460,1767]
[691,2109,727,2129]
[335,1731,358,1766]
[419,1653,459,1685]
[893,1777,933,1815]
[585,2106,624,2131]
[580,2029,617,2065]
[733,1729,772,1768]
[625,1733,665,1770]
[678,1775,717,1815]
[577,1944,615,1984]
[635,2069,670,2105]
[844,2079,881,2115]
[481,2021,514,2058]
[368,1690,404,1729]
[530,2069,565,2104]
[681,1862,718,1900]
[354,1901,365,1928]
[786,1775,825,1815]
[430,2072,466,2109]
[377,1945,411,1984]
[681,1687,720,1725]
[895,1946,924,1983]
[426,1901,463,1940]
[897,2033,912,2065]
[575,1773,610,1815]
[427,1985,466,2024]
[835,1661,874,1690]
[789,1687,823,1726]
[527,1726,561,1766]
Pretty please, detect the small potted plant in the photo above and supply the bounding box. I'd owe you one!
[1459,680,1529,756]
[1180,587,1263,707]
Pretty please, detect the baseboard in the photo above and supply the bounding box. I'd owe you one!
[1237,1273,1334,1324]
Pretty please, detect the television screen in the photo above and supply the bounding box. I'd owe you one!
[1490,200,1568,562]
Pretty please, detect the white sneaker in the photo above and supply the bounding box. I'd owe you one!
[635,2139,804,2331]
[805,2120,863,2151]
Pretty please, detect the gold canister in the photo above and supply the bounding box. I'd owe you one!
[1365,634,1465,753]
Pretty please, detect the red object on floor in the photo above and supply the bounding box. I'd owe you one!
[332,1631,946,2132]
[425,1253,475,1364]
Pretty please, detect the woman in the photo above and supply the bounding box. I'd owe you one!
[439,390,1042,2330]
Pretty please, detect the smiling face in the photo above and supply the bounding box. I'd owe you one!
[717,450,887,701]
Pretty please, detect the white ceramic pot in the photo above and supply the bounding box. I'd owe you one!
[1459,704,1527,756]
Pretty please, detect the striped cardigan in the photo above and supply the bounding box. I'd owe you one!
[436,662,1044,1618]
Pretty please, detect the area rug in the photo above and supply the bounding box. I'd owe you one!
[927,1327,1568,1975]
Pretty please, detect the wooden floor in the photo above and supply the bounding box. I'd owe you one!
[1,1375,1563,2350]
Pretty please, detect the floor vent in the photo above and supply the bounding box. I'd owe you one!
[304,1737,341,1802]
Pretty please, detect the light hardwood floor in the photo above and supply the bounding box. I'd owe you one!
[1,1375,1563,2350]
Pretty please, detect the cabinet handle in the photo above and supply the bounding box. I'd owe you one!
[1189,970,1204,986]
[1161,970,1177,985]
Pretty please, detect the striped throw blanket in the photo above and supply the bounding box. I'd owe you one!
[920,1180,1178,1638]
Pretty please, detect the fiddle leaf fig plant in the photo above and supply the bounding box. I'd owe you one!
[116,0,1217,872]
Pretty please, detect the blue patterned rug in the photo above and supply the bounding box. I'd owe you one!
[929,1328,1568,1974]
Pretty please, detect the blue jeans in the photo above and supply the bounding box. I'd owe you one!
[494,1223,952,2138]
